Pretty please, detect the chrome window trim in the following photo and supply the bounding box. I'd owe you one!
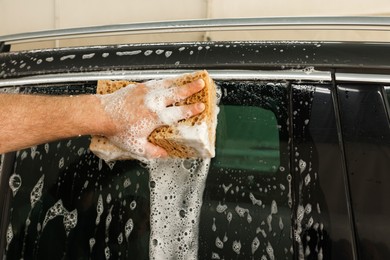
[336,73,390,84]
[1,16,390,44]
[0,69,332,88]
[3,71,390,88]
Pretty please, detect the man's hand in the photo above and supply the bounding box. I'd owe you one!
[99,78,205,160]
[0,78,205,156]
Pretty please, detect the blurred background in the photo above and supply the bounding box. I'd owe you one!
[1,0,390,50]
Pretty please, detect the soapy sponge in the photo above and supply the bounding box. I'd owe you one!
[89,70,218,161]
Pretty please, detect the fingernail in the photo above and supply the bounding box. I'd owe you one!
[196,79,205,88]
[157,149,168,159]
[197,103,206,111]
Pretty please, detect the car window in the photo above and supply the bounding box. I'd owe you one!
[199,81,290,260]
[338,84,390,260]
[292,84,356,260]
[1,80,291,259]
[214,105,280,172]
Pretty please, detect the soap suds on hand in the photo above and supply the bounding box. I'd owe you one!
[90,70,219,161]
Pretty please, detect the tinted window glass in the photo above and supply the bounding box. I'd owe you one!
[292,84,356,260]
[338,84,390,260]
[215,105,280,172]
[199,82,290,260]
[1,81,291,259]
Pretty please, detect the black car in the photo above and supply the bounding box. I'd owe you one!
[1,17,390,260]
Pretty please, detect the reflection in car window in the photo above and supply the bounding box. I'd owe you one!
[215,105,280,172]
[0,154,3,178]
[340,84,390,259]
[307,85,355,259]
[384,86,390,119]
[2,81,291,259]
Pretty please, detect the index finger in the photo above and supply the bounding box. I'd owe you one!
[164,79,205,106]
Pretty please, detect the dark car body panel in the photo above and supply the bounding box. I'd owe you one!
[2,42,390,80]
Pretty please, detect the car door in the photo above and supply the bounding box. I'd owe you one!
[0,75,293,260]
[0,42,365,260]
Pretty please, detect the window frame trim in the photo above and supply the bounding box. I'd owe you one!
[0,69,331,88]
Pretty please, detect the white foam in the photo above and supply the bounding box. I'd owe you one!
[305,203,312,214]
[235,205,249,218]
[215,236,224,249]
[6,223,13,250]
[216,203,227,213]
[9,173,22,197]
[30,175,44,208]
[144,50,153,56]
[42,199,78,235]
[123,178,131,188]
[59,157,64,169]
[89,238,96,253]
[304,173,311,186]
[60,55,75,61]
[106,193,112,204]
[106,207,113,228]
[247,212,253,224]
[232,240,242,255]
[279,217,284,230]
[299,159,307,173]
[44,143,50,153]
[271,200,278,214]
[96,194,104,225]
[148,158,210,260]
[212,218,216,231]
[117,232,123,244]
[129,200,137,210]
[227,212,233,223]
[176,121,214,157]
[251,237,260,254]
[144,79,174,112]
[266,242,275,260]
[124,218,134,241]
[222,183,232,193]
[249,192,262,206]
[156,105,183,126]
[63,209,78,235]
[267,214,273,232]
[104,246,111,259]
[257,227,267,238]
[116,50,141,56]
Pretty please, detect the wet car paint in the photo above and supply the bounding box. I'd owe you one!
[1,41,390,259]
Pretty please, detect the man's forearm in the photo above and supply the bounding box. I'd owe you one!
[0,94,115,154]
[0,77,205,158]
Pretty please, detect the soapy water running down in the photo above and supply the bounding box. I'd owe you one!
[148,159,210,260]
